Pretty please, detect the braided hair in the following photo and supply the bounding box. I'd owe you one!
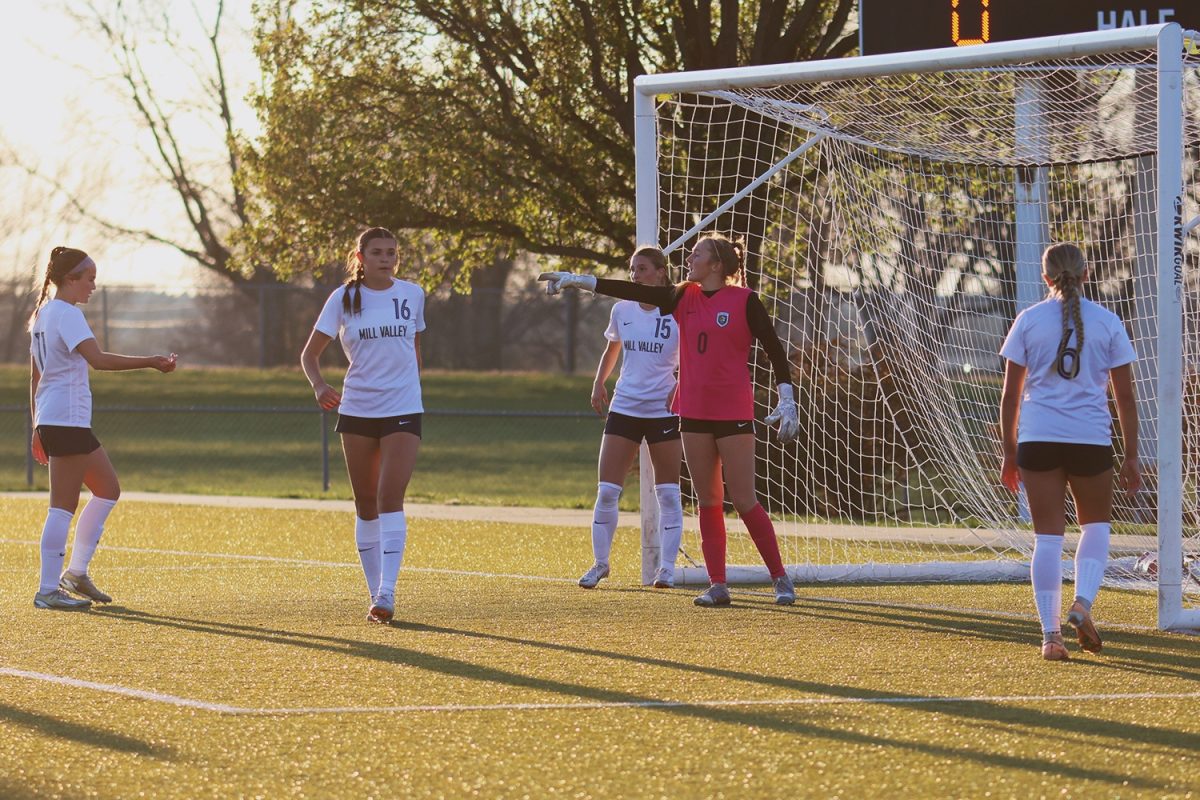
[1042,243,1087,379]
[27,247,90,331]
[342,227,397,315]
[698,233,745,286]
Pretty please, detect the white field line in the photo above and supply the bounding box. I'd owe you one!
[2,666,1198,716]
[0,539,1177,633]
[0,538,573,584]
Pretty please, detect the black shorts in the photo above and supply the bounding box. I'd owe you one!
[680,417,755,439]
[336,413,423,439]
[36,425,101,457]
[1017,441,1113,477]
[603,412,680,444]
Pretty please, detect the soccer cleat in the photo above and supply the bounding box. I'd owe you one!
[367,593,395,624]
[652,567,674,589]
[578,563,610,589]
[1066,602,1102,654]
[693,583,731,607]
[59,571,112,604]
[1041,639,1070,661]
[33,589,92,611]
[772,574,796,606]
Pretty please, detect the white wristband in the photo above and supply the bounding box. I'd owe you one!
[777,383,795,403]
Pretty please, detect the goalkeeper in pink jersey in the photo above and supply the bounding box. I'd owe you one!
[541,232,800,607]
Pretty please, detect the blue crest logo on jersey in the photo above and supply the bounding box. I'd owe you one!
[716,311,730,327]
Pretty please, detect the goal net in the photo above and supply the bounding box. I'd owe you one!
[633,26,1200,628]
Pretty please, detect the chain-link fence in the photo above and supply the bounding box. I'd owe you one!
[2,405,610,506]
[0,274,617,372]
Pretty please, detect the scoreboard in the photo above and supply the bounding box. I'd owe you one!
[859,2,1200,56]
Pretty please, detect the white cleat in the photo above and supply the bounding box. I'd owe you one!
[367,592,395,624]
[652,567,675,589]
[34,589,92,611]
[773,574,796,606]
[60,571,112,604]
[578,563,610,589]
[693,583,731,607]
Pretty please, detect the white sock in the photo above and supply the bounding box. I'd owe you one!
[354,516,382,597]
[378,511,407,595]
[655,483,683,573]
[1031,534,1064,636]
[1074,521,1111,610]
[591,482,623,565]
[39,507,74,594]
[68,496,118,575]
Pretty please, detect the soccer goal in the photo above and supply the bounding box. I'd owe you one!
[632,24,1200,631]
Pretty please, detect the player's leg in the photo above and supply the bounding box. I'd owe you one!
[682,429,729,606]
[1064,450,1116,653]
[580,431,638,588]
[37,453,91,610]
[647,432,683,588]
[60,446,120,603]
[717,431,792,604]
[1020,453,1070,660]
[373,428,421,620]
[341,432,383,617]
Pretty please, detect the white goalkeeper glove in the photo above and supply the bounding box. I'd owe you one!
[764,383,799,443]
[538,271,597,296]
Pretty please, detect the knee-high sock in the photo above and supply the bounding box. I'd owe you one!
[1074,522,1111,610]
[698,505,727,584]
[354,516,382,596]
[591,482,623,565]
[1032,534,1064,636]
[655,483,683,572]
[740,503,785,579]
[68,496,118,575]
[39,507,74,594]
[378,511,407,595]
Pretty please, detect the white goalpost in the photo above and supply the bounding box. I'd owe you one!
[632,24,1200,632]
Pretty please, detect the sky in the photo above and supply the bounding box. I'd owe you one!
[0,1,258,289]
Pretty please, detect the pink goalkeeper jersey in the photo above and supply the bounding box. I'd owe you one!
[672,283,755,420]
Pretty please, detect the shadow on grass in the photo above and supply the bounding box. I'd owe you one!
[91,605,1181,788]
[0,702,170,759]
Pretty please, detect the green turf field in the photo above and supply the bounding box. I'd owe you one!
[0,367,617,507]
[3,497,1199,798]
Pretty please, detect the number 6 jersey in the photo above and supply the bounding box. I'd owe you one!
[604,300,680,418]
[315,279,426,418]
[999,296,1136,446]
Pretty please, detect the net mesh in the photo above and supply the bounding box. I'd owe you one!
[652,47,1200,593]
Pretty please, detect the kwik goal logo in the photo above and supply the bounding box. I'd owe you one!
[716,311,730,327]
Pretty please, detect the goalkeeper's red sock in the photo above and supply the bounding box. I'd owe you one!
[741,503,786,579]
[698,505,727,584]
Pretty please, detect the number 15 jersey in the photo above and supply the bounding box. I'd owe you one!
[604,300,679,418]
[315,279,426,418]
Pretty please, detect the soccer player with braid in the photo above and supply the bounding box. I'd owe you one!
[999,243,1140,660]
[542,233,800,606]
[301,227,426,624]
[578,246,683,590]
[29,247,177,611]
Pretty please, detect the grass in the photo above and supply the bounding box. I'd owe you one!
[0,366,617,507]
[3,496,1200,798]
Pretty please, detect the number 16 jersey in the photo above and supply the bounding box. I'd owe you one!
[315,278,426,418]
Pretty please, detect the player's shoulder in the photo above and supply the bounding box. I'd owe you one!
[1080,297,1123,326]
[390,278,425,296]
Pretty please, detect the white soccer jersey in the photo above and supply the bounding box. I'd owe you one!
[31,299,96,427]
[604,300,679,418]
[315,279,426,418]
[1000,297,1137,446]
